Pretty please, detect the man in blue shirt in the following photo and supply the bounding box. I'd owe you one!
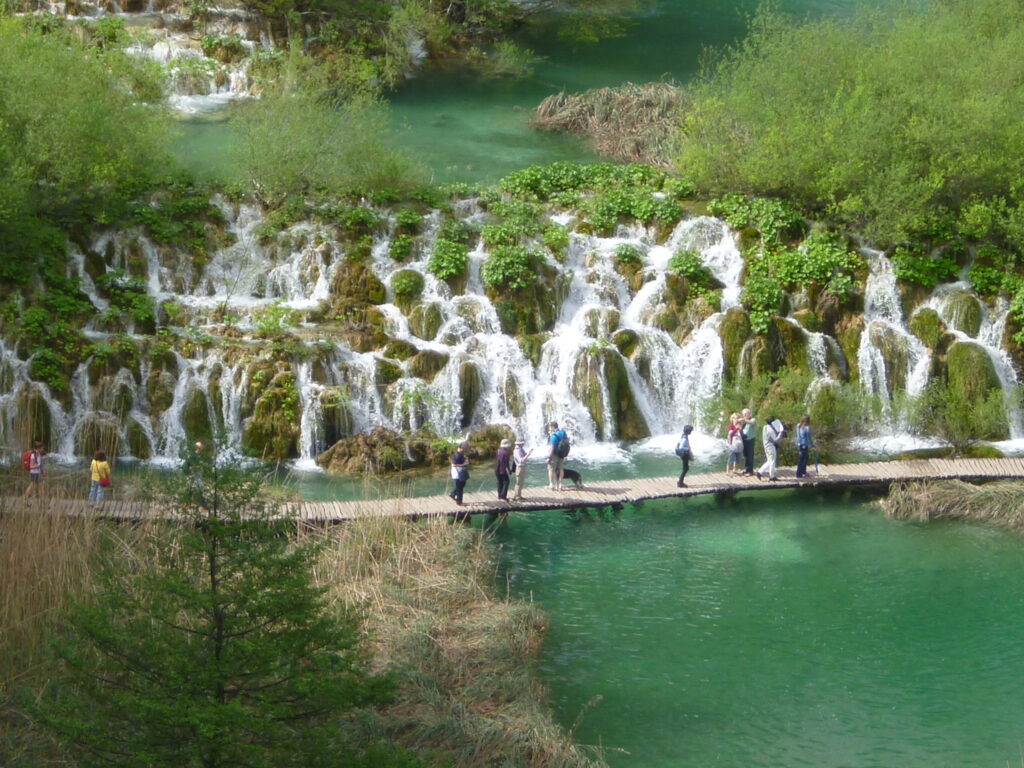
[546,421,568,491]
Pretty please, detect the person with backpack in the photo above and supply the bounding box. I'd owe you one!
[795,414,815,478]
[725,413,743,476]
[756,417,785,482]
[448,442,470,506]
[495,438,513,502]
[511,438,532,501]
[22,441,45,497]
[675,424,694,488]
[89,449,112,505]
[740,408,757,476]
[546,421,569,491]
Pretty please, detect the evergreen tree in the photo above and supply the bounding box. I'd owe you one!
[32,452,420,768]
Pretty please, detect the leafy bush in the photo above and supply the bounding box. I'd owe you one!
[394,209,422,233]
[891,246,959,288]
[707,194,804,244]
[741,274,784,335]
[669,249,720,304]
[428,238,469,281]
[541,222,570,257]
[481,245,537,292]
[389,233,415,261]
[615,244,643,265]
[391,270,424,299]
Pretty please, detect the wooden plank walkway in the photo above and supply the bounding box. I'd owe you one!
[10,457,1018,522]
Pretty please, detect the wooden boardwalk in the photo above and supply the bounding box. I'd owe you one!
[14,457,1024,522]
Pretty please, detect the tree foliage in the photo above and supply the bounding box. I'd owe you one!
[31,456,420,768]
[676,0,1024,246]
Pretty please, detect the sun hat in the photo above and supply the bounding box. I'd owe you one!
[500,439,511,448]
[514,437,524,444]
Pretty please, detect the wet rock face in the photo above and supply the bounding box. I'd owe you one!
[942,290,983,338]
[571,346,649,441]
[316,426,449,474]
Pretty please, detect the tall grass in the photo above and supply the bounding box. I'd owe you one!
[882,480,1024,530]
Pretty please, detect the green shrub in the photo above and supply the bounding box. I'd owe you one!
[392,270,425,299]
[541,223,570,257]
[707,194,804,243]
[615,244,643,265]
[741,274,784,335]
[891,245,959,288]
[428,239,470,281]
[389,233,415,261]
[395,209,423,233]
[481,245,537,292]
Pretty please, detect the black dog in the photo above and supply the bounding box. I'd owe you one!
[561,468,584,489]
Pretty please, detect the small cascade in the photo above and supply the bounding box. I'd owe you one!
[856,249,930,426]
[922,283,1024,438]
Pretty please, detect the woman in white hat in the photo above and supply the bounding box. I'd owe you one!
[512,438,532,501]
[495,438,513,501]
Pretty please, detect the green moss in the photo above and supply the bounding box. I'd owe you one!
[459,361,482,428]
[909,307,946,350]
[391,269,425,314]
[408,302,444,341]
[375,358,403,388]
[408,350,450,381]
[612,328,640,358]
[946,341,1001,404]
[241,373,300,461]
[774,318,809,372]
[383,339,418,361]
[182,388,213,447]
[718,307,751,381]
[518,334,549,368]
[835,315,864,382]
[571,346,649,440]
[330,260,386,308]
[868,322,910,395]
[73,415,121,459]
[125,417,151,460]
[792,308,822,332]
[942,290,983,337]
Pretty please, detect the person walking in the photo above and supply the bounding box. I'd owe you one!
[512,438,532,501]
[795,414,814,478]
[757,417,785,482]
[725,413,742,476]
[547,421,568,490]
[23,441,45,497]
[676,424,694,488]
[740,408,757,476]
[449,442,470,506]
[495,438,512,502]
[89,449,112,505]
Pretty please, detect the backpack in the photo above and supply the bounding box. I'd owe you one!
[22,450,33,472]
[555,435,570,459]
[675,438,689,458]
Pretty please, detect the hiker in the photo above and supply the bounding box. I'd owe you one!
[449,441,469,506]
[495,438,512,502]
[89,449,112,505]
[725,413,742,476]
[676,424,694,488]
[795,414,815,478]
[23,441,45,497]
[756,417,785,482]
[740,408,757,476]
[512,438,532,501]
[546,421,569,490]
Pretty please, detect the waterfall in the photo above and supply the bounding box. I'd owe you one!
[856,249,930,427]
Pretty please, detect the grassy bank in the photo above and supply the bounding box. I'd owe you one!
[0,477,603,767]
[881,479,1024,531]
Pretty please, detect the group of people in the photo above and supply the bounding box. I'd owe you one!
[682,409,816,484]
[448,421,570,506]
[19,443,112,503]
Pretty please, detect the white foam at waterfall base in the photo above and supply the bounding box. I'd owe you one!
[849,434,943,455]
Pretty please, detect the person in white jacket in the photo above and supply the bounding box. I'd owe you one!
[756,418,785,482]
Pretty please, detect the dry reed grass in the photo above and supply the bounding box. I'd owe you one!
[319,512,608,767]
[533,81,687,167]
[881,480,1024,530]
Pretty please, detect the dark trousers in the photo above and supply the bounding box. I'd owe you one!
[743,436,755,474]
[496,473,510,500]
[451,478,467,504]
[796,447,809,477]
[677,455,690,486]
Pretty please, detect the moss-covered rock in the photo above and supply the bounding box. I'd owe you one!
[867,322,911,396]
[94,376,134,417]
[329,259,386,309]
[16,387,53,450]
[391,269,425,315]
[465,424,516,461]
[375,358,403,390]
[835,315,864,382]
[942,290,983,337]
[125,417,152,460]
[182,387,214,447]
[1002,315,1024,374]
[409,350,450,382]
[321,387,354,448]
[408,302,444,341]
[792,309,822,333]
[898,282,931,321]
[488,262,570,336]
[383,338,418,361]
[518,334,550,369]
[459,361,483,428]
[316,426,450,474]
[714,307,746,381]
[571,346,649,440]
[774,318,809,372]
[946,341,1002,404]
[73,414,121,459]
[333,306,389,352]
[241,371,300,461]
[582,307,620,338]
[909,308,947,350]
[612,328,640,358]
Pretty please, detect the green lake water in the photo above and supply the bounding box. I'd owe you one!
[176,0,875,184]
[493,489,1024,768]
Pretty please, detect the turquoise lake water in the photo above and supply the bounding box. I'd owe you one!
[493,489,1024,768]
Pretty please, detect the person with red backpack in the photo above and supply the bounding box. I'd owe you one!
[22,441,44,497]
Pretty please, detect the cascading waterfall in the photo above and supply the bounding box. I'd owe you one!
[857,249,930,427]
